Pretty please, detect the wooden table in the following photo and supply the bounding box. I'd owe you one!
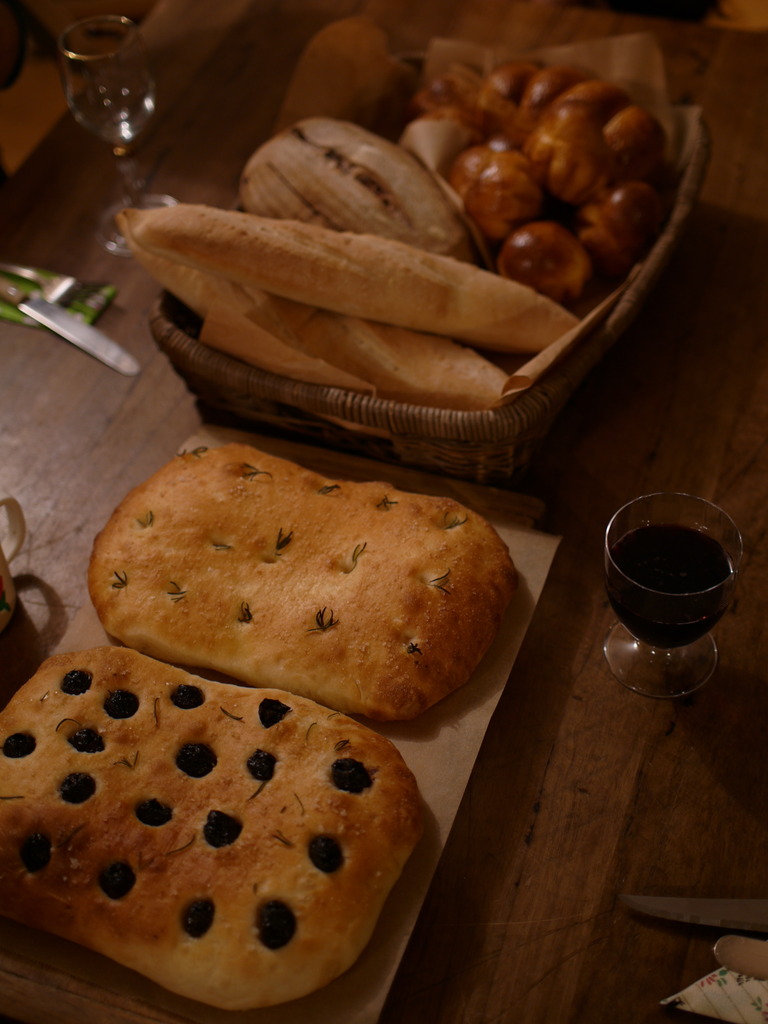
[1,2,766,1021]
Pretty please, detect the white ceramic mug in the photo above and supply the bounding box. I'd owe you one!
[0,496,26,633]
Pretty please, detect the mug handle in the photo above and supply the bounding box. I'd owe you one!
[0,497,26,562]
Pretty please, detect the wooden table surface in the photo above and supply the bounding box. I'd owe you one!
[1,2,767,1022]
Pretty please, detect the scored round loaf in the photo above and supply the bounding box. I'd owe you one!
[239,117,476,262]
[87,442,518,721]
[0,646,423,1009]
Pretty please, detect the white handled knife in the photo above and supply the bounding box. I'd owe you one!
[620,894,768,933]
[0,279,140,376]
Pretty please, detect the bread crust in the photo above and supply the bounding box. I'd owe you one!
[117,204,578,353]
[87,443,518,720]
[0,646,423,1009]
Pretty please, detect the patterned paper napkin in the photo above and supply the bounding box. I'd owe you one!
[663,968,768,1021]
[0,268,116,328]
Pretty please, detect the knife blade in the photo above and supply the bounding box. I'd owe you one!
[620,894,768,933]
[0,280,140,376]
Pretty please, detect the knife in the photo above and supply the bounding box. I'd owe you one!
[620,894,768,933]
[0,279,140,376]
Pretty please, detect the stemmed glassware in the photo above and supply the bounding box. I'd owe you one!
[603,492,742,699]
[57,15,175,257]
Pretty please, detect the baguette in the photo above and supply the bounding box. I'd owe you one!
[118,204,578,353]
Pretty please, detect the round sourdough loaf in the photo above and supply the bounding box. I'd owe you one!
[239,116,476,262]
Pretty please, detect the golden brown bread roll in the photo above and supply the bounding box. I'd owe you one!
[407,66,480,119]
[522,101,615,205]
[475,60,540,142]
[576,180,663,277]
[497,220,593,305]
[517,64,592,133]
[448,145,543,241]
[603,104,667,183]
[551,79,631,127]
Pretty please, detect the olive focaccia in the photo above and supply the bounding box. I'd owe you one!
[0,646,423,1010]
[87,442,518,720]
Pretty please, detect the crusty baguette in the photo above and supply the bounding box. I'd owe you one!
[87,442,518,720]
[118,204,578,352]
[132,241,508,409]
[0,646,423,1009]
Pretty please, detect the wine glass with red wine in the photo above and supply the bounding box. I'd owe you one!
[604,492,742,698]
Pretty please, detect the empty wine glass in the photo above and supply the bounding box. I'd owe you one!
[604,492,742,698]
[57,15,175,257]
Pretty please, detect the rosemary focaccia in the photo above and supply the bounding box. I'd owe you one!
[0,646,423,1010]
[87,442,517,720]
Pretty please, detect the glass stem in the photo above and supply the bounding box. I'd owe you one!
[113,145,144,208]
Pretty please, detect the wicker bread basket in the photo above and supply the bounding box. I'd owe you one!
[150,116,710,488]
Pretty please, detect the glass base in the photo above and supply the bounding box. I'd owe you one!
[603,621,717,699]
[97,193,177,257]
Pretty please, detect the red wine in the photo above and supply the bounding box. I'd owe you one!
[606,523,734,648]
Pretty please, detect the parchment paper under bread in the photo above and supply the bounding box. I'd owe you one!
[0,426,559,1024]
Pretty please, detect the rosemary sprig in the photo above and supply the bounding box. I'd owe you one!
[406,641,423,655]
[443,512,468,530]
[177,446,208,458]
[137,510,154,528]
[212,541,232,550]
[0,795,23,801]
[305,721,317,742]
[240,463,272,480]
[275,527,293,554]
[111,570,128,590]
[377,496,398,510]
[238,601,253,623]
[294,793,305,815]
[113,750,140,769]
[166,834,196,856]
[58,823,85,848]
[308,607,339,632]
[429,569,452,594]
[350,542,367,569]
[220,706,244,722]
[167,581,187,602]
[248,781,268,800]
[317,484,341,495]
[334,739,350,751]
[55,717,81,732]
[272,830,294,848]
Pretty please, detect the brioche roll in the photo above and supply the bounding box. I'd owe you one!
[497,220,593,305]
[576,180,663,277]
[448,145,543,241]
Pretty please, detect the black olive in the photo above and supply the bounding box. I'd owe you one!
[2,732,36,758]
[20,833,51,873]
[182,898,215,937]
[331,758,372,793]
[203,810,242,847]
[68,728,105,753]
[257,900,296,949]
[103,690,139,719]
[246,749,276,781]
[258,698,291,728]
[171,684,205,709]
[135,798,173,826]
[61,669,92,695]
[308,835,344,873]
[175,742,217,777]
[59,772,96,803]
[99,861,135,899]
